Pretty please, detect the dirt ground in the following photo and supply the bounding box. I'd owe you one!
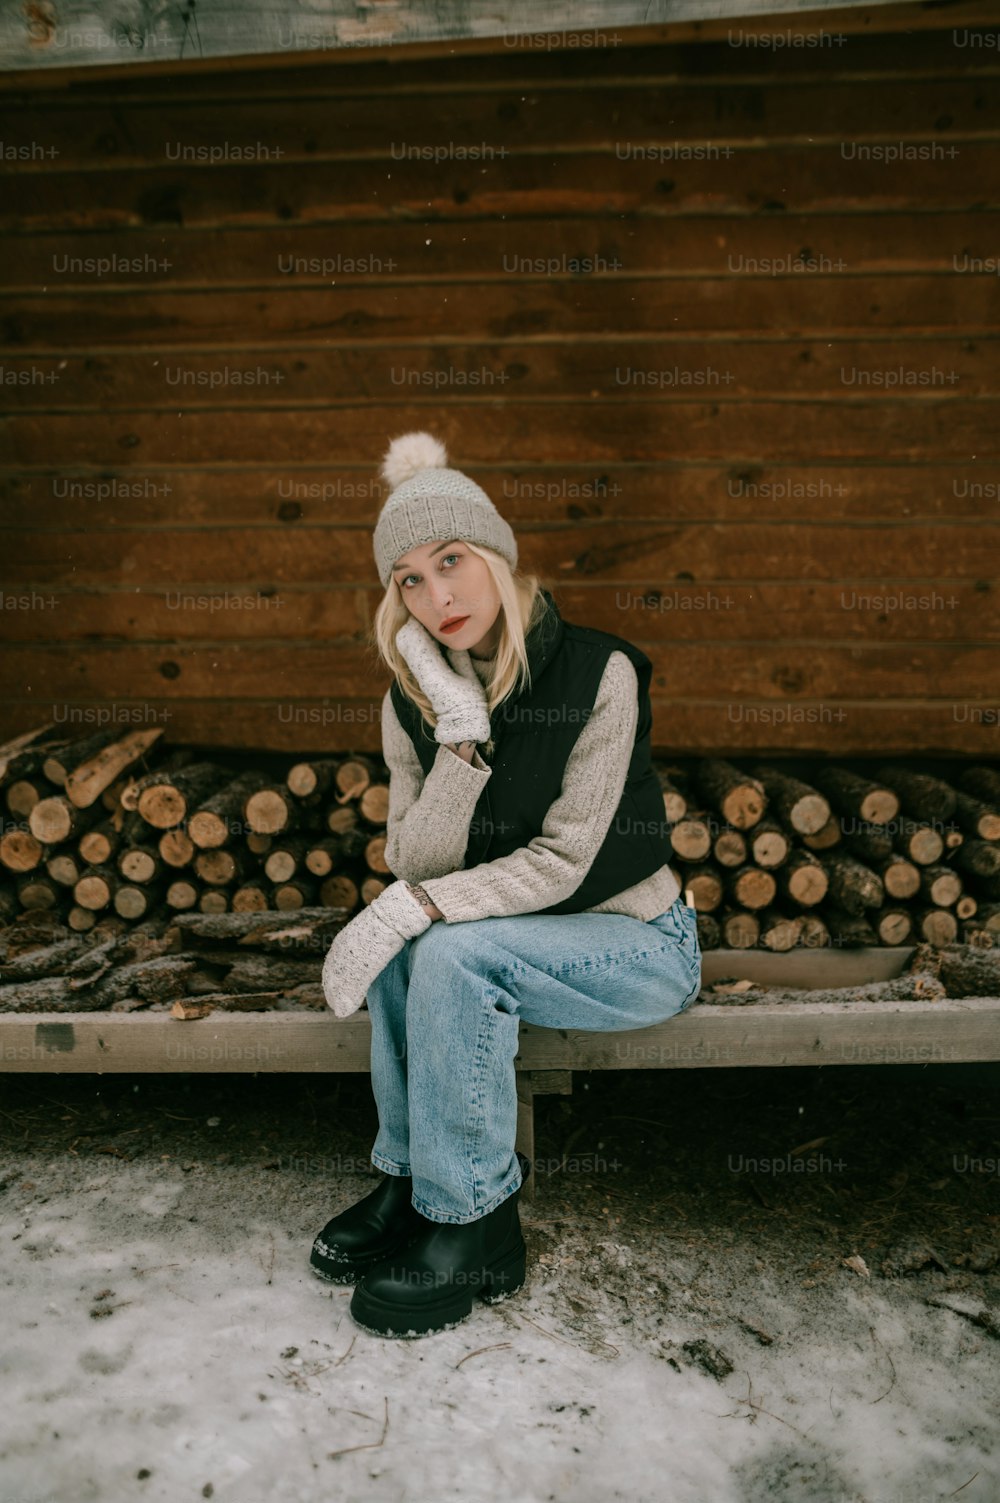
[2,1057,999,1503]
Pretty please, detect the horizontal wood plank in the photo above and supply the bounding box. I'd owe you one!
[7,80,1000,175]
[4,404,998,469]
[3,995,1000,1074]
[3,339,998,409]
[3,641,997,701]
[2,214,998,290]
[1,521,997,587]
[2,464,996,528]
[2,144,999,232]
[5,279,999,352]
[0,580,995,643]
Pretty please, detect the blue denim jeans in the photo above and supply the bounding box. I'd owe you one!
[365,898,702,1225]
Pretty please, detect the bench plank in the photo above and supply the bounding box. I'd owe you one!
[2,998,999,1074]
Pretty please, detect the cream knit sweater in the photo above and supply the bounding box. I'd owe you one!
[380,648,681,925]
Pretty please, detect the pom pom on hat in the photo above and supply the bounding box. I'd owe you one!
[381,431,448,491]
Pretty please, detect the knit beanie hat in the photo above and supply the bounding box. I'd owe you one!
[373,432,518,589]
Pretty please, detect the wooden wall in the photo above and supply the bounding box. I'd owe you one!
[1,1,998,757]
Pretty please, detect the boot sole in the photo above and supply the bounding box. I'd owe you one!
[348,1242,527,1338]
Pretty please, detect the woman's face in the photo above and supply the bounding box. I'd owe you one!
[391,538,502,658]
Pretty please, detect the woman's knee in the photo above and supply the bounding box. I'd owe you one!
[409,919,476,966]
[406,922,508,1020]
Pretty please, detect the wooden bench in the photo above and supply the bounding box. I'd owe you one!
[4,943,998,1201]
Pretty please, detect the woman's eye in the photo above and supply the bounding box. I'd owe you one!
[401,554,460,588]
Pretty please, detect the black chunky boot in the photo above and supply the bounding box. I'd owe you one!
[310,1173,424,1285]
[348,1154,531,1338]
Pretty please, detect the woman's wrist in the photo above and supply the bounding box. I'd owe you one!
[448,740,477,764]
[406,881,444,922]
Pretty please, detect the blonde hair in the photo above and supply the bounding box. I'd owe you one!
[370,542,549,761]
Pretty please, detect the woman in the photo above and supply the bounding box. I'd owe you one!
[312,432,702,1339]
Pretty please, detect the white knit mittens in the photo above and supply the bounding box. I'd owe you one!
[395,616,491,745]
[321,879,432,1019]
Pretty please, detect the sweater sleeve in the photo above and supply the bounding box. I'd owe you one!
[381,688,492,884]
[418,652,640,923]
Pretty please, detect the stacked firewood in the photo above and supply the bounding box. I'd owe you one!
[1,726,999,978]
[0,907,341,1015]
[0,725,392,932]
[661,758,1000,952]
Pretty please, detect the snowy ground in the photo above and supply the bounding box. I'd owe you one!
[1,1059,998,1503]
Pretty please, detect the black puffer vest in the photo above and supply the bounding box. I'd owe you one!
[388,587,673,916]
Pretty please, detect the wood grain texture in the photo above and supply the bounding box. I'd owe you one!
[4,995,1000,1074]
[2,215,997,290]
[1,12,997,755]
